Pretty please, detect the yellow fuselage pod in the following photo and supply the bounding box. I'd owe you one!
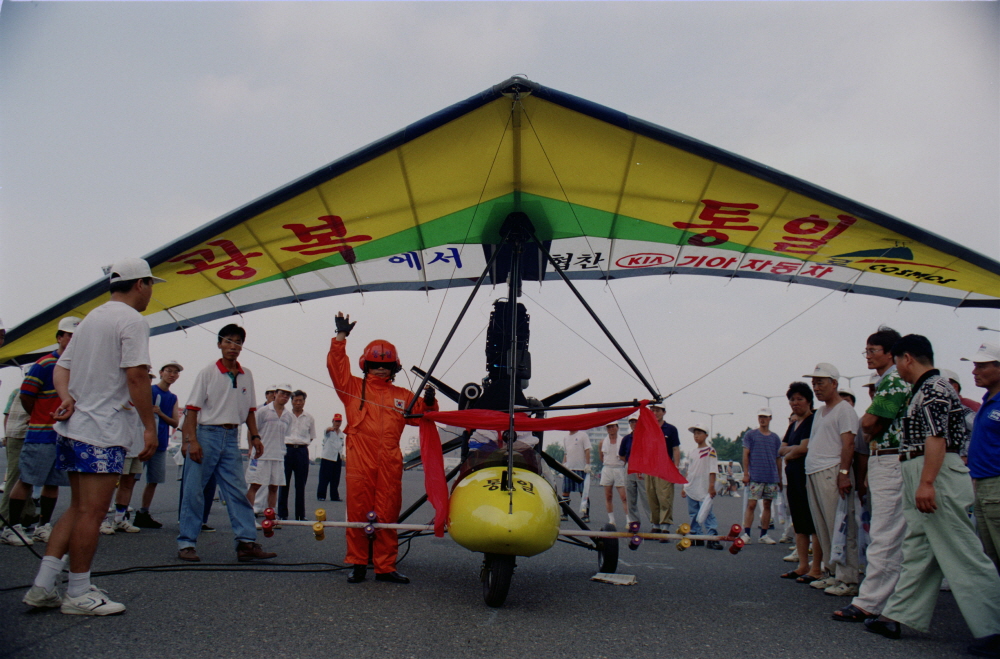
[448,466,560,557]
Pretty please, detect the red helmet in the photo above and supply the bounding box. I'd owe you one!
[359,340,402,374]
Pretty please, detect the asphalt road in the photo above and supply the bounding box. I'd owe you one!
[0,460,973,658]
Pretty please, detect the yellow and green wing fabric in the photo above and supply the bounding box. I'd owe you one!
[3,76,998,365]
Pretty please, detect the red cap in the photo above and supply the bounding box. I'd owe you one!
[333,413,343,421]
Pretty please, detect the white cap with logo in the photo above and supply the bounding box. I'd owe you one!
[274,384,293,393]
[57,317,81,333]
[104,257,166,284]
[961,342,1000,364]
[757,408,772,417]
[688,423,709,434]
[160,360,184,372]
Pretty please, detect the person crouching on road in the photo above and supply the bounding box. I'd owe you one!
[327,312,438,585]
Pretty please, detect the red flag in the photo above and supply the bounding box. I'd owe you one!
[418,419,450,537]
[626,406,687,484]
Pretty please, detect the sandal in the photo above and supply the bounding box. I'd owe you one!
[795,574,822,585]
[832,604,870,622]
[781,570,806,580]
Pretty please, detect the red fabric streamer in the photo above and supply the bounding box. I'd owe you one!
[418,402,687,537]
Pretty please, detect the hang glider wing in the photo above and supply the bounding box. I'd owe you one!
[3,76,998,365]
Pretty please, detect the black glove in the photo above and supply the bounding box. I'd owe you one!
[335,315,356,336]
[423,386,436,405]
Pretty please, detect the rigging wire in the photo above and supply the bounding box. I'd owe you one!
[521,291,643,387]
[413,108,514,387]
[517,107,660,393]
[663,286,840,399]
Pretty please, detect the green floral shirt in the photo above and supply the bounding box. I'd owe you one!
[867,367,910,450]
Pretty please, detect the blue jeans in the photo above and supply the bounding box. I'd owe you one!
[178,425,256,550]
[687,495,718,535]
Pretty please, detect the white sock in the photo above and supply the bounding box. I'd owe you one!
[67,571,91,598]
[608,512,616,524]
[33,555,65,591]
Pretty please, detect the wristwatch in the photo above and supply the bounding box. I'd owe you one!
[251,435,261,440]
[839,469,849,475]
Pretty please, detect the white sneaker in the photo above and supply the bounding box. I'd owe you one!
[810,575,837,590]
[824,581,859,597]
[23,585,62,608]
[1,524,34,546]
[60,585,125,616]
[32,523,53,543]
[99,519,115,536]
[783,549,799,562]
[114,517,140,533]
[739,532,751,544]
[759,534,777,545]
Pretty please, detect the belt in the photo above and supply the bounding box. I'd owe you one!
[285,443,309,448]
[898,447,960,462]
[208,424,239,429]
[871,448,901,456]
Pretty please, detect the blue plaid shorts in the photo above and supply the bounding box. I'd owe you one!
[56,435,125,474]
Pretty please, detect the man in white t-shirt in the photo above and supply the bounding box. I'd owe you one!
[804,362,860,597]
[561,429,592,519]
[23,258,160,615]
[682,423,723,550]
[599,422,628,525]
[246,385,292,514]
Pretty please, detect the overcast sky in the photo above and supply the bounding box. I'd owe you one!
[1,2,997,455]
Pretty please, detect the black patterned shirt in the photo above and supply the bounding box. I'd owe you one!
[899,369,969,453]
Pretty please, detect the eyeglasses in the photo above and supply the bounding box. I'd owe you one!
[862,348,884,356]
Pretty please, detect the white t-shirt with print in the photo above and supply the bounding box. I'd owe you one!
[601,436,625,468]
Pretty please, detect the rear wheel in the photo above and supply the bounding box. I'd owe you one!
[596,523,619,573]
[481,553,516,607]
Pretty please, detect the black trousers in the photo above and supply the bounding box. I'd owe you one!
[279,445,310,520]
[317,458,342,500]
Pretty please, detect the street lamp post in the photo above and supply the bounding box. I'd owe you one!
[691,409,734,438]
[842,373,871,389]
[978,326,1000,333]
[742,391,784,407]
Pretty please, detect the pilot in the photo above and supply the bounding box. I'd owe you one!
[327,312,438,584]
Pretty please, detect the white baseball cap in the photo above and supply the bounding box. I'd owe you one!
[757,407,772,417]
[961,342,1000,364]
[160,360,184,372]
[938,368,961,386]
[804,362,840,379]
[57,316,81,333]
[863,373,879,388]
[688,423,709,434]
[105,257,166,284]
[274,383,293,393]
[838,389,856,399]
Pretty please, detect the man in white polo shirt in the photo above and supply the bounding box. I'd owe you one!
[177,323,276,563]
[278,390,316,521]
[246,385,292,515]
[23,258,160,615]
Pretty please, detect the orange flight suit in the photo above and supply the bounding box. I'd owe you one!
[326,338,437,573]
